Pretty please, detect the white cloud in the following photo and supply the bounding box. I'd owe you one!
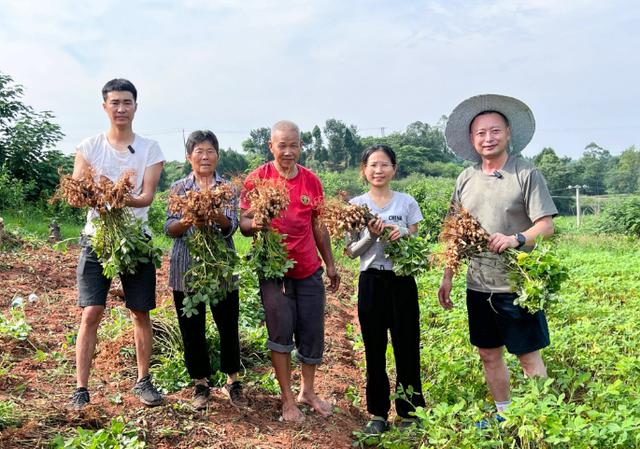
[0,0,639,160]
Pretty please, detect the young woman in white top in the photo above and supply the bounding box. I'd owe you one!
[346,145,426,435]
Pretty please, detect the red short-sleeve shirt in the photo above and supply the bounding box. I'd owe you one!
[240,162,323,279]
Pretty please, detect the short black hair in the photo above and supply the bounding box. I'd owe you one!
[469,110,510,132]
[185,130,219,155]
[102,79,137,101]
[360,144,397,167]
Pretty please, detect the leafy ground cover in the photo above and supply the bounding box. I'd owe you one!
[1,213,639,448]
[360,217,640,448]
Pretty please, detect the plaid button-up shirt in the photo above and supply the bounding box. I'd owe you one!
[164,172,239,292]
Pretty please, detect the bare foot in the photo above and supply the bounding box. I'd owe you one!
[297,392,333,417]
[282,400,305,422]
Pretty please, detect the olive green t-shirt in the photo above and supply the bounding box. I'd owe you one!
[452,156,558,293]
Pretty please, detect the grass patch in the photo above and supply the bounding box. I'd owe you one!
[0,400,21,430]
[1,208,82,241]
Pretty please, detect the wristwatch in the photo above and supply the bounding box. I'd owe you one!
[514,232,526,249]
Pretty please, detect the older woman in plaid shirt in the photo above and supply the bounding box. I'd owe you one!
[165,130,244,409]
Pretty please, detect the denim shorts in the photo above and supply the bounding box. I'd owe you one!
[76,244,156,312]
[259,268,325,365]
[466,289,550,355]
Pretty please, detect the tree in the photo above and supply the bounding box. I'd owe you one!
[159,160,186,191]
[217,148,248,177]
[343,128,362,168]
[533,147,577,195]
[323,119,360,171]
[575,142,613,195]
[605,145,640,194]
[241,127,272,162]
[311,125,328,166]
[299,130,313,166]
[0,72,65,198]
[403,121,453,162]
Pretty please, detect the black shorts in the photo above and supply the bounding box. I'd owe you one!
[466,289,550,355]
[76,245,156,312]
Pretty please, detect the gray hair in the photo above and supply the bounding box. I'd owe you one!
[271,120,300,140]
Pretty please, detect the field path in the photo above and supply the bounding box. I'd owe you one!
[0,246,369,448]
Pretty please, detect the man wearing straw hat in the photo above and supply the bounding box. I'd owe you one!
[438,94,558,426]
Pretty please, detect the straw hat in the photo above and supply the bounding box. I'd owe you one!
[444,94,535,163]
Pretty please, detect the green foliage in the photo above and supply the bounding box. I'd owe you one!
[506,240,569,313]
[596,195,640,237]
[0,166,28,210]
[146,190,168,236]
[323,119,362,170]
[158,160,186,191]
[317,169,365,198]
[393,175,455,239]
[92,212,162,279]
[217,148,249,177]
[0,72,66,199]
[181,227,240,317]
[1,207,83,241]
[248,229,295,280]
[0,400,20,430]
[384,234,433,277]
[366,233,640,448]
[51,417,146,449]
[0,306,31,340]
[605,145,640,194]
[242,127,272,162]
[151,355,191,393]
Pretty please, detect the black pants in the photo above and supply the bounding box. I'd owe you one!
[358,270,425,419]
[172,290,241,380]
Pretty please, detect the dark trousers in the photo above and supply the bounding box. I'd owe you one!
[172,290,241,380]
[358,270,425,419]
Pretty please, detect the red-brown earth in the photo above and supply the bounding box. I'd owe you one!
[0,245,378,449]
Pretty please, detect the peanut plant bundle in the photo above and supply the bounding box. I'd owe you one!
[438,203,490,275]
[384,233,434,277]
[439,203,568,313]
[321,197,433,276]
[320,197,375,241]
[168,183,236,227]
[52,170,161,278]
[244,177,295,280]
[168,183,239,316]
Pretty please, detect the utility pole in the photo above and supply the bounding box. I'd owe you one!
[567,185,588,227]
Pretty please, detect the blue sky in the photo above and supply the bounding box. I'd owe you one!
[1,0,639,162]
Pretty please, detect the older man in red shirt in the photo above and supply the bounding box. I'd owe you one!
[240,120,340,422]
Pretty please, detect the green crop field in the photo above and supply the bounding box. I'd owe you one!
[2,192,640,448]
[355,216,640,448]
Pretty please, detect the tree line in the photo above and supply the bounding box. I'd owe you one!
[1,71,639,209]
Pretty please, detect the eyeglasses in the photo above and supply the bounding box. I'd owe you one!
[106,101,135,109]
[366,163,394,169]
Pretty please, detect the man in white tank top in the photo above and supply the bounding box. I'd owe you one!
[69,79,165,410]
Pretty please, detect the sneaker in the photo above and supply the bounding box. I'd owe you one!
[132,375,164,407]
[362,417,389,435]
[192,384,211,410]
[68,387,90,410]
[221,381,245,406]
[397,417,419,430]
[475,413,506,429]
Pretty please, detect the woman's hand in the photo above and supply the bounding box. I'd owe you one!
[385,224,409,241]
[367,217,385,237]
